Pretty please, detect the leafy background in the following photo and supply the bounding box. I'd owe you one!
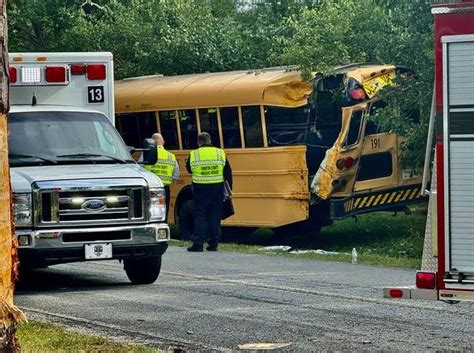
[9,0,446,167]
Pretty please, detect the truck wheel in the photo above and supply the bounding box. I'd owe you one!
[177,200,194,240]
[124,256,161,285]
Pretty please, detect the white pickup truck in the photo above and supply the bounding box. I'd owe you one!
[8,52,168,284]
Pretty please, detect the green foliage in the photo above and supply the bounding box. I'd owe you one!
[18,321,157,352]
[8,0,437,167]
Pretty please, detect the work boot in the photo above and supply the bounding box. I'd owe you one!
[187,244,203,252]
[206,244,218,252]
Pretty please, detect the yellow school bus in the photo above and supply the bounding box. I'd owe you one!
[114,64,425,237]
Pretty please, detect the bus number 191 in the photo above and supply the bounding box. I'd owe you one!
[371,137,381,150]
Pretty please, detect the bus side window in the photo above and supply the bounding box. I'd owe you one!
[264,106,307,146]
[344,110,363,147]
[242,106,264,148]
[199,108,220,147]
[220,107,242,148]
[366,100,387,135]
[116,112,157,148]
[159,111,179,150]
[179,109,198,149]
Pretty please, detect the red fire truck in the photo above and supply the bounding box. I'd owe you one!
[384,0,474,303]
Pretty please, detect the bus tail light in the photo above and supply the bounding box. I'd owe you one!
[45,66,67,83]
[336,157,356,170]
[87,64,106,80]
[344,156,355,168]
[9,67,17,84]
[350,88,366,100]
[416,271,436,289]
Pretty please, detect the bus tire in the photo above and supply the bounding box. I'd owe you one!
[124,256,161,285]
[272,220,322,237]
[177,200,194,240]
[221,226,257,240]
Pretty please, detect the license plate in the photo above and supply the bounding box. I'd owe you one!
[85,243,112,260]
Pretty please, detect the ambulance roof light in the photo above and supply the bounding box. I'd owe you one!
[70,64,86,75]
[87,64,106,80]
[45,66,67,83]
[21,67,41,83]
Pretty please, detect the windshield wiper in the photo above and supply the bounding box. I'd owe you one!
[8,153,57,164]
[56,153,133,164]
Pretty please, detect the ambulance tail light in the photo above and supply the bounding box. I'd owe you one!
[9,67,17,84]
[70,64,86,75]
[416,271,436,289]
[87,64,106,80]
[45,66,67,83]
[388,289,404,298]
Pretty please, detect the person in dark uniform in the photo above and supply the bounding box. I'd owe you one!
[186,132,232,252]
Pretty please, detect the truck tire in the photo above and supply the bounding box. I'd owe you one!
[124,256,161,285]
[177,200,194,240]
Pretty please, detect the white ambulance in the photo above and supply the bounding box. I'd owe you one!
[8,52,168,284]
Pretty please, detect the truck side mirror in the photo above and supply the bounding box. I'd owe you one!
[142,138,157,165]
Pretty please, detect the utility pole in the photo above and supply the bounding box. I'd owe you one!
[0,0,25,351]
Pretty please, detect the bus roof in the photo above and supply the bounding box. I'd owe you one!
[115,64,395,113]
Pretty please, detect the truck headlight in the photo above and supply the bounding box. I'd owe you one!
[149,188,166,222]
[13,193,32,227]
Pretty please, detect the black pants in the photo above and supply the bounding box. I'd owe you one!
[164,185,170,223]
[192,183,223,247]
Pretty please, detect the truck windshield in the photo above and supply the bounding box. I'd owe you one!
[8,111,135,166]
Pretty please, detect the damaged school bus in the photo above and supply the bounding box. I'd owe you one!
[115,64,426,237]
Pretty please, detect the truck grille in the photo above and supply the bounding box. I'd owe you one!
[33,179,147,227]
[63,230,131,243]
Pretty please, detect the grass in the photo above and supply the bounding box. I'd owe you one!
[17,321,158,352]
[171,207,427,268]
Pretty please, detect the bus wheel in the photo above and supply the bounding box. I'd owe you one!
[221,227,257,240]
[272,221,322,238]
[177,200,194,240]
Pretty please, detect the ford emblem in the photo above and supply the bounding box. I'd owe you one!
[81,199,106,213]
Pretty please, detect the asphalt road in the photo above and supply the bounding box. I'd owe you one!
[15,246,474,351]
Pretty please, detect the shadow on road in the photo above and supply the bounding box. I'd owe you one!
[16,266,130,294]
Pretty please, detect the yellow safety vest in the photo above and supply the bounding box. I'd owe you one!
[189,146,226,184]
[145,147,176,185]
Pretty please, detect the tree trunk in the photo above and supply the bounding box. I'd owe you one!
[0,0,26,351]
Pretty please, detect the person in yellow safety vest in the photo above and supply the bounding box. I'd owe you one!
[145,133,180,222]
[186,132,232,252]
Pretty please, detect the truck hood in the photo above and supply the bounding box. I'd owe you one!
[10,163,163,193]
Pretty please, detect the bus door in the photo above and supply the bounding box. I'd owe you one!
[334,101,424,219]
[353,101,400,193]
[311,103,367,200]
